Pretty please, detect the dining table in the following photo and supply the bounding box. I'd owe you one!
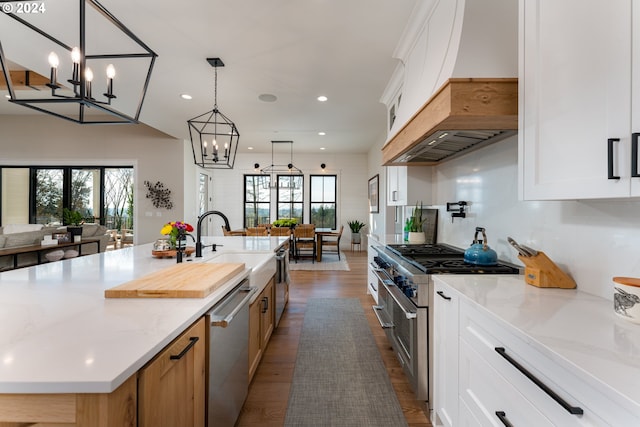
[315,228,340,262]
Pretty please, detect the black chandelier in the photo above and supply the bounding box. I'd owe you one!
[187,58,240,170]
[0,0,157,124]
[260,141,303,189]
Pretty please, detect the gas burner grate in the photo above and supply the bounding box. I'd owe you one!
[388,244,463,257]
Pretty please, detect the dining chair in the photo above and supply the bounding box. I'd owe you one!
[321,225,344,260]
[269,227,291,237]
[246,227,268,236]
[293,224,316,263]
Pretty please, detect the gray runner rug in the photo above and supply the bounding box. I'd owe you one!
[284,298,408,427]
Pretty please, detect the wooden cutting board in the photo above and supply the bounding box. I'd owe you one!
[104,262,245,298]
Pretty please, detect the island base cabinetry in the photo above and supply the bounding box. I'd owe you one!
[138,316,205,427]
[0,375,137,427]
[0,317,206,427]
[249,277,275,381]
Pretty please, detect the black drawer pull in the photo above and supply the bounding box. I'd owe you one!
[436,290,451,301]
[608,138,621,180]
[495,411,514,427]
[632,133,640,178]
[495,347,583,415]
[170,336,199,360]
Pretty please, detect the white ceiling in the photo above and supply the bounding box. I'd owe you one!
[0,0,418,155]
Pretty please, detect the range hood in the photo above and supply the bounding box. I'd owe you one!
[382,78,518,166]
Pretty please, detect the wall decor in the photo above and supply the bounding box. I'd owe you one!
[368,174,379,213]
[144,180,173,209]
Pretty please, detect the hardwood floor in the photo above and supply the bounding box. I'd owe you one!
[236,250,432,427]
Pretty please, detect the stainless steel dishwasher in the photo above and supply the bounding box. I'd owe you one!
[206,279,255,427]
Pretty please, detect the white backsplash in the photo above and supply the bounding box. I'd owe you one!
[430,135,640,300]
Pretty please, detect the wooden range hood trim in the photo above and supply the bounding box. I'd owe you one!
[381,78,518,166]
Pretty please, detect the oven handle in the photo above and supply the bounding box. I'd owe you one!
[382,281,417,319]
[371,265,393,283]
[372,305,394,328]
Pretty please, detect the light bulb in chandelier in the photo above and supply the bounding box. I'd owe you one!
[46,52,59,89]
[104,64,116,99]
[70,47,81,84]
[84,67,94,99]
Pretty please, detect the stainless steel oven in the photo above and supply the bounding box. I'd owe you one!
[371,243,520,413]
[371,248,429,401]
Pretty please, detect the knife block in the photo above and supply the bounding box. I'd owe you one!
[517,251,576,289]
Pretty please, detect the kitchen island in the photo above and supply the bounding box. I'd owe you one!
[0,236,287,425]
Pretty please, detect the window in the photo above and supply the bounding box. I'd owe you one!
[0,166,133,228]
[277,175,303,223]
[244,175,271,227]
[310,175,337,229]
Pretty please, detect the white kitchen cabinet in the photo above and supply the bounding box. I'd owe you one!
[432,276,640,426]
[519,0,640,200]
[432,281,459,427]
[386,166,432,206]
[459,298,632,426]
[366,235,380,304]
[459,338,554,427]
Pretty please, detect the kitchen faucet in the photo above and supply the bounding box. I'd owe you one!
[196,210,231,257]
[176,233,196,263]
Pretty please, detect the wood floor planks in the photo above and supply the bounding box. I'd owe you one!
[236,250,433,427]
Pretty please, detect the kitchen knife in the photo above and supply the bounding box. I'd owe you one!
[507,237,529,257]
[520,244,538,257]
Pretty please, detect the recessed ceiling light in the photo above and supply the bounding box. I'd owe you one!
[320,147,326,150]
[318,132,326,136]
[4,94,9,99]
[180,94,192,100]
[247,146,254,150]
[258,93,277,102]
[317,95,328,102]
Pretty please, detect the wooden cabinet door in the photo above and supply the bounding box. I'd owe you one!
[249,295,262,381]
[520,0,632,200]
[260,279,275,347]
[433,280,459,427]
[138,317,206,427]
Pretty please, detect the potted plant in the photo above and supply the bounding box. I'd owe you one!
[347,220,366,244]
[273,218,298,228]
[63,208,84,240]
[407,202,426,243]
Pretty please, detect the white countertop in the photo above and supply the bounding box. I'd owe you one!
[0,236,287,394]
[434,275,640,412]
[367,233,406,246]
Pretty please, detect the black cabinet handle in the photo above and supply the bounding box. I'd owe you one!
[632,133,640,178]
[261,296,269,313]
[495,411,514,427]
[608,138,621,180]
[495,347,583,415]
[169,336,199,360]
[436,290,451,301]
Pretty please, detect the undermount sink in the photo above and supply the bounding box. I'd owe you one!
[207,251,276,290]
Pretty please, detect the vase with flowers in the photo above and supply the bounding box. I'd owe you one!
[160,221,194,249]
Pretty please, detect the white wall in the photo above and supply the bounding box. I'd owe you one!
[0,115,185,245]
[429,135,640,300]
[367,136,388,243]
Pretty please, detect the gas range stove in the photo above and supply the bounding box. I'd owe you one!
[387,243,520,275]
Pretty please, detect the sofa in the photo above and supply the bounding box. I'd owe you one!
[0,224,110,271]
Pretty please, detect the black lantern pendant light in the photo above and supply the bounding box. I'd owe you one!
[187,58,240,170]
[0,0,157,124]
